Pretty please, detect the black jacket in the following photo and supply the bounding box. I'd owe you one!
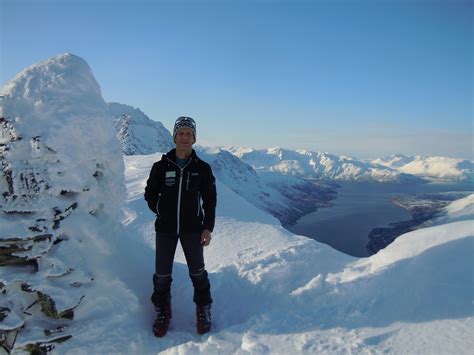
[144,149,217,234]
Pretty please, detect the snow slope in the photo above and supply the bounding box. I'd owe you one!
[373,154,474,182]
[107,102,174,155]
[1,53,472,354]
[113,154,473,354]
[226,146,423,183]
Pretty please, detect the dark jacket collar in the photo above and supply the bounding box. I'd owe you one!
[163,148,197,163]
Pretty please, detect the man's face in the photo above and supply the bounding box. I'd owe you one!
[174,127,195,149]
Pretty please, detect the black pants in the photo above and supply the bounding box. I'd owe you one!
[151,233,212,308]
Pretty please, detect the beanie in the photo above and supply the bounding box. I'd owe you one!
[173,116,196,140]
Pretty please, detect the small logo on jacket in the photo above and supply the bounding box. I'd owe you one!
[166,171,176,178]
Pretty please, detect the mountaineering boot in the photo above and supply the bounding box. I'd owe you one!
[153,303,172,337]
[196,304,211,334]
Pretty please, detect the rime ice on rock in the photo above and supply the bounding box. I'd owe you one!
[0,53,125,353]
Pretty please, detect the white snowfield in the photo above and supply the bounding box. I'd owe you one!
[1,53,472,354]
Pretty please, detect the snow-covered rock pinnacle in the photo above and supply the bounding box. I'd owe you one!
[0,53,128,352]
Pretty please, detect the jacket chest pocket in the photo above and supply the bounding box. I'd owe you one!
[185,171,201,192]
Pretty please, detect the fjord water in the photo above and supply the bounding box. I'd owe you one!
[288,181,473,257]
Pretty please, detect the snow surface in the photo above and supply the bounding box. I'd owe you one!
[89,154,472,355]
[1,53,473,354]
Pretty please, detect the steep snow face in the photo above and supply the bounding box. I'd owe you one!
[373,154,473,182]
[227,146,423,183]
[0,53,128,352]
[107,102,174,155]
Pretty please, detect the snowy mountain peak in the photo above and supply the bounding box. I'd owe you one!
[107,102,174,155]
[372,153,415,168]
[295,148,313,156]
[267,146,284,154]
[108,102,151,124]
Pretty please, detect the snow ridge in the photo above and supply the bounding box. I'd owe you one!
[226,146,424,183]
[107,102,174,155]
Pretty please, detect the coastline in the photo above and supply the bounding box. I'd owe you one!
[366,191,472,255]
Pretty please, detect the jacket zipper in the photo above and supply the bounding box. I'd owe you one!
[168,157,192,235]
[156,195,161,216]
[176,171,183,234]
[197,192,200,216]
[186,171,190,191]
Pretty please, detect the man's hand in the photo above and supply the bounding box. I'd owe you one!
[201,229,212,246]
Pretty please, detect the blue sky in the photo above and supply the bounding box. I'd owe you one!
[1,0,472,159]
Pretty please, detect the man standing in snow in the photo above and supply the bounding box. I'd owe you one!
[144,116,217,337]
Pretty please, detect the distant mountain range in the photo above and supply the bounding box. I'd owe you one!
[109,106,472,183]
[196,146,336,227]
[225,146,425,183]
[372,154,474,182]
